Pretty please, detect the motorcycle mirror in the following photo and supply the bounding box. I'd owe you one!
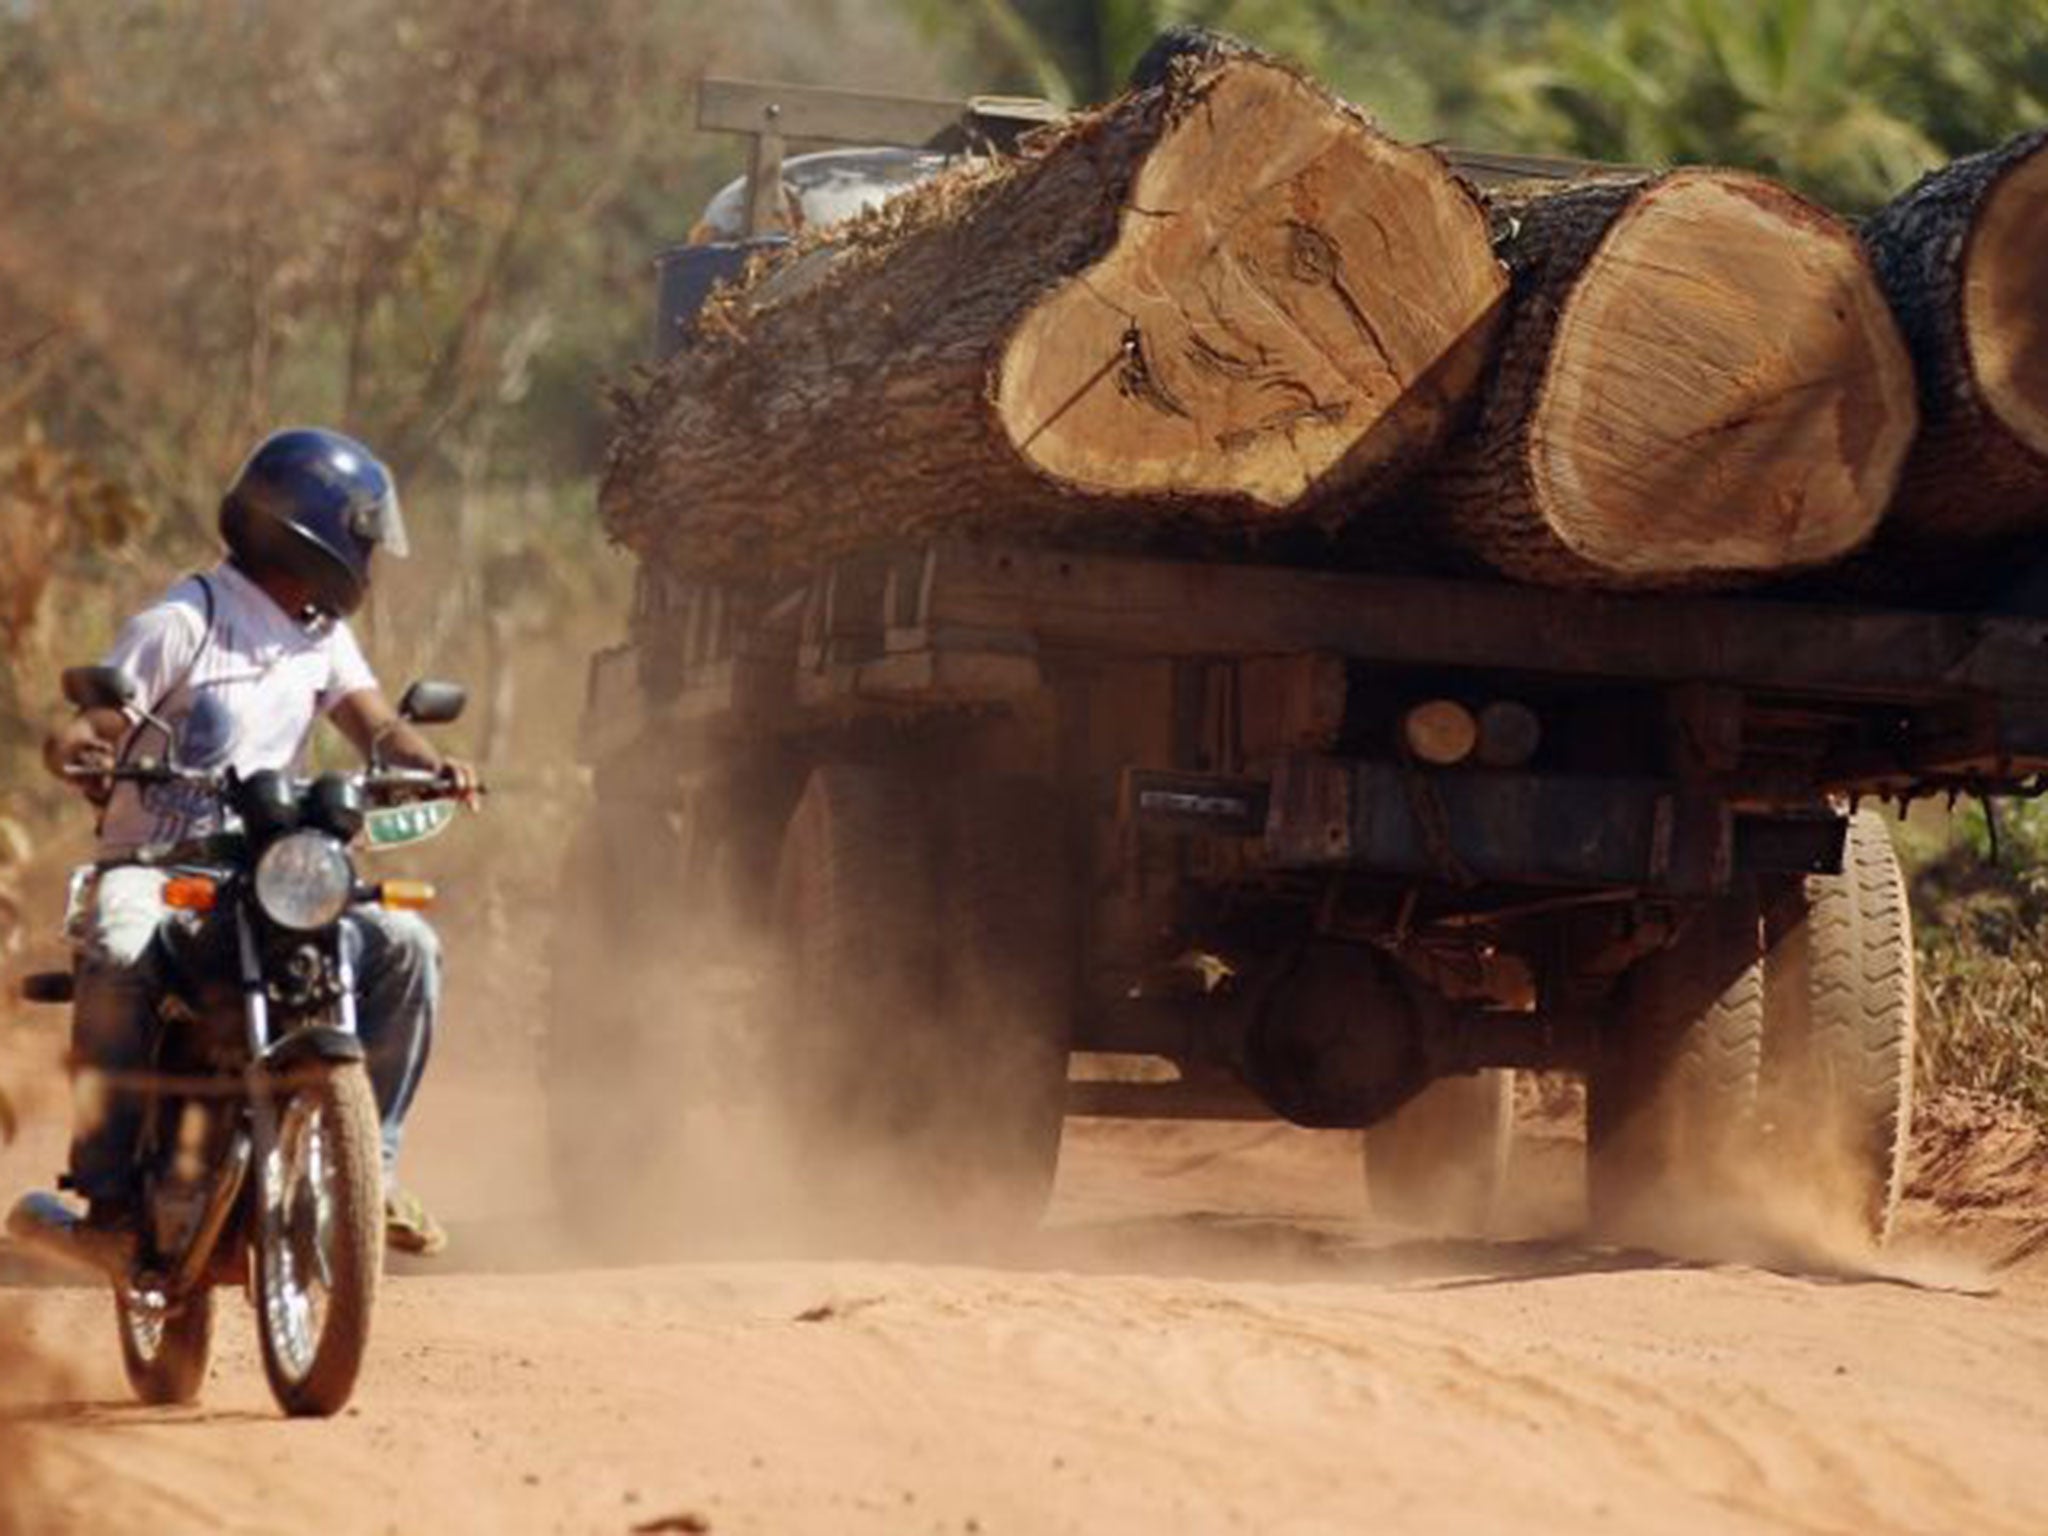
[62,666,138,714]
[397,679,466,727]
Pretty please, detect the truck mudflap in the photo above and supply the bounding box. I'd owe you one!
[1132,758,1845,897]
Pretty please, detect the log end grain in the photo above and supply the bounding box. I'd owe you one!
[1859,129,2048,559]
[1964,142,2048,460]
[993,61,1506,510]
[1531,171,1918,581]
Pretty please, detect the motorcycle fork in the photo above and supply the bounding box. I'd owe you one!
[239,907,360,1291]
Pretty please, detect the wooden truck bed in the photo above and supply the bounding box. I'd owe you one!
[587,538,2048,794]
[578,542,2048,905]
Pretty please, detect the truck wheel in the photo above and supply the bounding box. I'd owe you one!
[1588,891,1764,1237]
[772,766,1073,1235]
[1761,810,1916,1244]
[1364,1070,1513,1233]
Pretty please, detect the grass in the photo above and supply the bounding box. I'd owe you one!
[1917,925,2048,1125]
[1899,801,2048,1127]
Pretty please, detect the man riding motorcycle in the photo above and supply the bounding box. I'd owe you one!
[38,427,476,1259]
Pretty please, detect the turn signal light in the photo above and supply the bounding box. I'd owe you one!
[161,876,218,912]
[378,880,437,911]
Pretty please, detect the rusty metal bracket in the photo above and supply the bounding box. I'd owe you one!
[1398,763,1477,888]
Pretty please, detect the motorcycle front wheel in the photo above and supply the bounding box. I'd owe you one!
[253,1062,384,1417]
[116,1281,214,1405]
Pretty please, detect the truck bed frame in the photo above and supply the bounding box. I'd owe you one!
[586,539,2048,898]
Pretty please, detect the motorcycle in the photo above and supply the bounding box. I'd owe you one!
[6,664,471,1417]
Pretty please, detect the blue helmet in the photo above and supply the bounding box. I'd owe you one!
[218,428,408,618]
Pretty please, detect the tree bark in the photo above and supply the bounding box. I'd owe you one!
[1850,130,2048,597]
[601,57,1505,581]
[1430,171,1918,591]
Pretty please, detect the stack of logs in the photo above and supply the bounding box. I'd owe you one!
[601,54,2048,600]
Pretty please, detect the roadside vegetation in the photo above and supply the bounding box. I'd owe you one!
[1900,805,2048,1127]
[6,0,2048,1118]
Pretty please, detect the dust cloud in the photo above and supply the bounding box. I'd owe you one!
[0,1300,78,1536]
[534,918,1070,1269]
[1587,1089,1998,1296]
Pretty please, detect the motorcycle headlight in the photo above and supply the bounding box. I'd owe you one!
[253,832,354,931]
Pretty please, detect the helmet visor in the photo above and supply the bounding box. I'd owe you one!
[351,485,409,559]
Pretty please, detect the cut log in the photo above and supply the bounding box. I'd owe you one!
[1857,130,2048,584]
[1431,171,1919,590]
[602,57,1506,580]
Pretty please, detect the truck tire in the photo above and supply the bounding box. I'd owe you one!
[772,766,1073,1236]
[1588,891,1764,1237]
[1761,810,1916,1244]
[1364,1070,1514,1233]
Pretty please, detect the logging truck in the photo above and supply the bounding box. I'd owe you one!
[548,77,2048,1244]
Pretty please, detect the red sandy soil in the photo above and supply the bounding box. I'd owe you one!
[4,1013,2048,1535]
[4,1011,2048,1536]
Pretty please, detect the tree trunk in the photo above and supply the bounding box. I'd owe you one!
[1851,130,2048,598]
[1430,171,1918,591]
[602,57,1505,581]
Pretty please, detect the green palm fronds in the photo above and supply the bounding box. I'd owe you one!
[896,0,2042,209]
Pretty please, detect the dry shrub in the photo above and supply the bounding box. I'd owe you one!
[1896,801,2048,1128]
[1917,920,2048,1127]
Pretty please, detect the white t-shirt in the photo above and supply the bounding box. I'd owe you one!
[96,562,378,858]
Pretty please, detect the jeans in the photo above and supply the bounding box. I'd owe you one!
[68,865,439,1202]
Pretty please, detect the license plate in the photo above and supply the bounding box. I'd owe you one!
[363,799,457,851]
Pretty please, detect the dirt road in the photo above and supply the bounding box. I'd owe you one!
[6,1045,2048,1536]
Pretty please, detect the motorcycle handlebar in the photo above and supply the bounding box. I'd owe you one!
[63,760,214,788]
[65,762,479,800]
[361,767,445,791]
[362,766,483,801]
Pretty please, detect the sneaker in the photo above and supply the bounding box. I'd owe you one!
[384,1186,448,1257]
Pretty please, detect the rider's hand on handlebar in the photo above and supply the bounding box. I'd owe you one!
[58,739,117,807]
[440,757,484,809]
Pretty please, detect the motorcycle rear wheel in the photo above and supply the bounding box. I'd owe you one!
[254,1062,384,1417]
[116,1282,214,1405]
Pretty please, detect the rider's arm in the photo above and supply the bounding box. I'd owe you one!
[50,585,208,803]
[322,617,479,800]
[331,688,431,766]
[330,690,481,802]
